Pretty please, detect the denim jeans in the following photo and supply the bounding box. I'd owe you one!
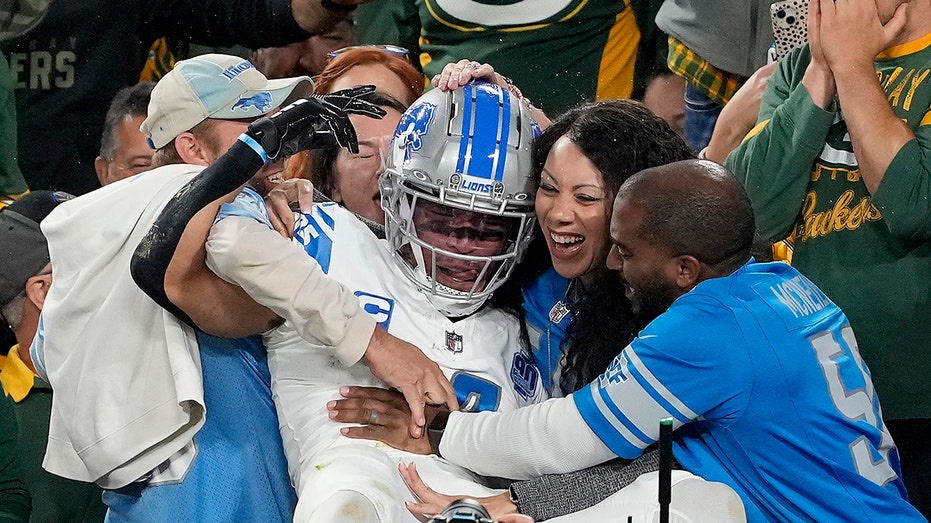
[683,82,723,151]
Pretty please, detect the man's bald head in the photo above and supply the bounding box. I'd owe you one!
[613,159,756,275]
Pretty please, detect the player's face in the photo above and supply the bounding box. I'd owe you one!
[411,199,512,293]
[606,197,681,319]
[535,136,613,284]
[331,109,402,225]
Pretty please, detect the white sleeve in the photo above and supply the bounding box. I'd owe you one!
[438,396,616,480]
[206,215,375,367]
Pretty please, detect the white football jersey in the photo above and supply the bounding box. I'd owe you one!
[262,203,546,486]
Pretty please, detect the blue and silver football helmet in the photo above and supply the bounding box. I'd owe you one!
[380,81,540,316]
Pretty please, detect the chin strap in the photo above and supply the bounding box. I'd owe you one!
[423,285,488,318]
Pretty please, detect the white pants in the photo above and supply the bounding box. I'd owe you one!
[293,444,503,523]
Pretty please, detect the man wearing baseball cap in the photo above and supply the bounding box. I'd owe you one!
[32,54,453,521]
[140,53,316,195]
[0,191,109,522]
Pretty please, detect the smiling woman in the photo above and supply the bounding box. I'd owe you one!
[521,99,695,395]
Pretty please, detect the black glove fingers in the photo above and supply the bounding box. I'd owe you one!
[321,112,359,154]
[329,84,377,100]
[345,100,387,119]
[246,88,380,160]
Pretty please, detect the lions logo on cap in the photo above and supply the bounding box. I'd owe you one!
[232,92,273,112]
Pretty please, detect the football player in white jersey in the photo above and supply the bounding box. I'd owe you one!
[205,82,546,523]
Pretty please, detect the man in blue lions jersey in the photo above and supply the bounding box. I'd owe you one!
[427,159,923,522]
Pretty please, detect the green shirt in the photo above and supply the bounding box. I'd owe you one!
[726,36,931,419]
[360,0,639,116]
[354,0,422,65]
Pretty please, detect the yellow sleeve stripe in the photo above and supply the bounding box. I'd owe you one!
[920,110,931,127]
[595,7,638,100]
[742,118,772,142]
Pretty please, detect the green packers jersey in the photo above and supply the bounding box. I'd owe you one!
[415,0,639,115]
[727,34,931,419]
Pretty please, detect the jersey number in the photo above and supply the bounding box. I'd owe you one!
[810,326,897,487]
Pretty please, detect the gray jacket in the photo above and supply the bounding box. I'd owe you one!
[656,0,776,77]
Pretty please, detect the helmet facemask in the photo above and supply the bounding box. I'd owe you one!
[380,81,539,317]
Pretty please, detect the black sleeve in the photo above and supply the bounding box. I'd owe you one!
[140,0,311,51]
[509,451,663,521]
[130,139,265,326]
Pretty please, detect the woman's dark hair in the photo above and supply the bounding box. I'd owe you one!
[514,99,694,394]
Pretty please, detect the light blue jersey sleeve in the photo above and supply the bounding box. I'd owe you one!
[521,268,571,394]
[215,186,272,226]
[291,202,338,274]
[216,189,339,273]
[573,296,752,459]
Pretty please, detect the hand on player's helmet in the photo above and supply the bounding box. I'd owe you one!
[246,84,386,160]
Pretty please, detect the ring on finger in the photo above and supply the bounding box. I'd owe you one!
[368,410,378,425]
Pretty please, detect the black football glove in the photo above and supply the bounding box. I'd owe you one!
[246,84,387,160]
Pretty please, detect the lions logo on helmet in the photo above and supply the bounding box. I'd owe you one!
[395,101,438,160]
[380,81,539,317]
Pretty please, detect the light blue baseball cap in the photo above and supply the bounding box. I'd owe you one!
[141,53,314,149]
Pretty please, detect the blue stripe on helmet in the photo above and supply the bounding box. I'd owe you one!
[455,83,473,174]
[465,83,502,180]
[494,89,511,182]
